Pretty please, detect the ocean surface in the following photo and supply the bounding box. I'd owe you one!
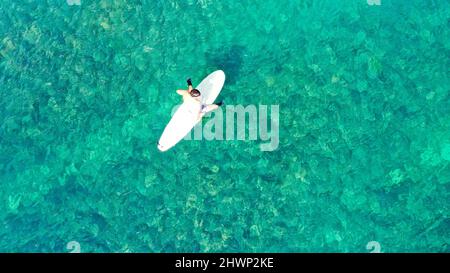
[0,0,449,252]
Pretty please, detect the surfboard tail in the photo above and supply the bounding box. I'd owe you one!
[157,142,168,152]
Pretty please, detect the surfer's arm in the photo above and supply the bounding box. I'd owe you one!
[176,89,188,95]
[187,78,193,91]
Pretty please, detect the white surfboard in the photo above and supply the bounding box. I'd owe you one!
[157,70,225,152]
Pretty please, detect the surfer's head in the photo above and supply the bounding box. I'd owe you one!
[190,89,201,97]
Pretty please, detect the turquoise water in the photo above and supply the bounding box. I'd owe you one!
[0,0,449,252]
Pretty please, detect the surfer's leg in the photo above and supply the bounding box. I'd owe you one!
[203,104,219,113]
[203,100,224,113]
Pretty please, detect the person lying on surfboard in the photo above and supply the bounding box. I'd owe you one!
[176,78,223,120]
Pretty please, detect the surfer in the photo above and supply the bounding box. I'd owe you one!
[176,78,223,120]
[158,70,225,151]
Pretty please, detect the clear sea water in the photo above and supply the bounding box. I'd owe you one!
[0,0,449,252]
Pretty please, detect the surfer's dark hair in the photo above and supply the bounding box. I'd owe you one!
[190,89,201,97]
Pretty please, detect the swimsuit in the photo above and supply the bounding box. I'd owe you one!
[186,102,206,116]
[184,95,206,116]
